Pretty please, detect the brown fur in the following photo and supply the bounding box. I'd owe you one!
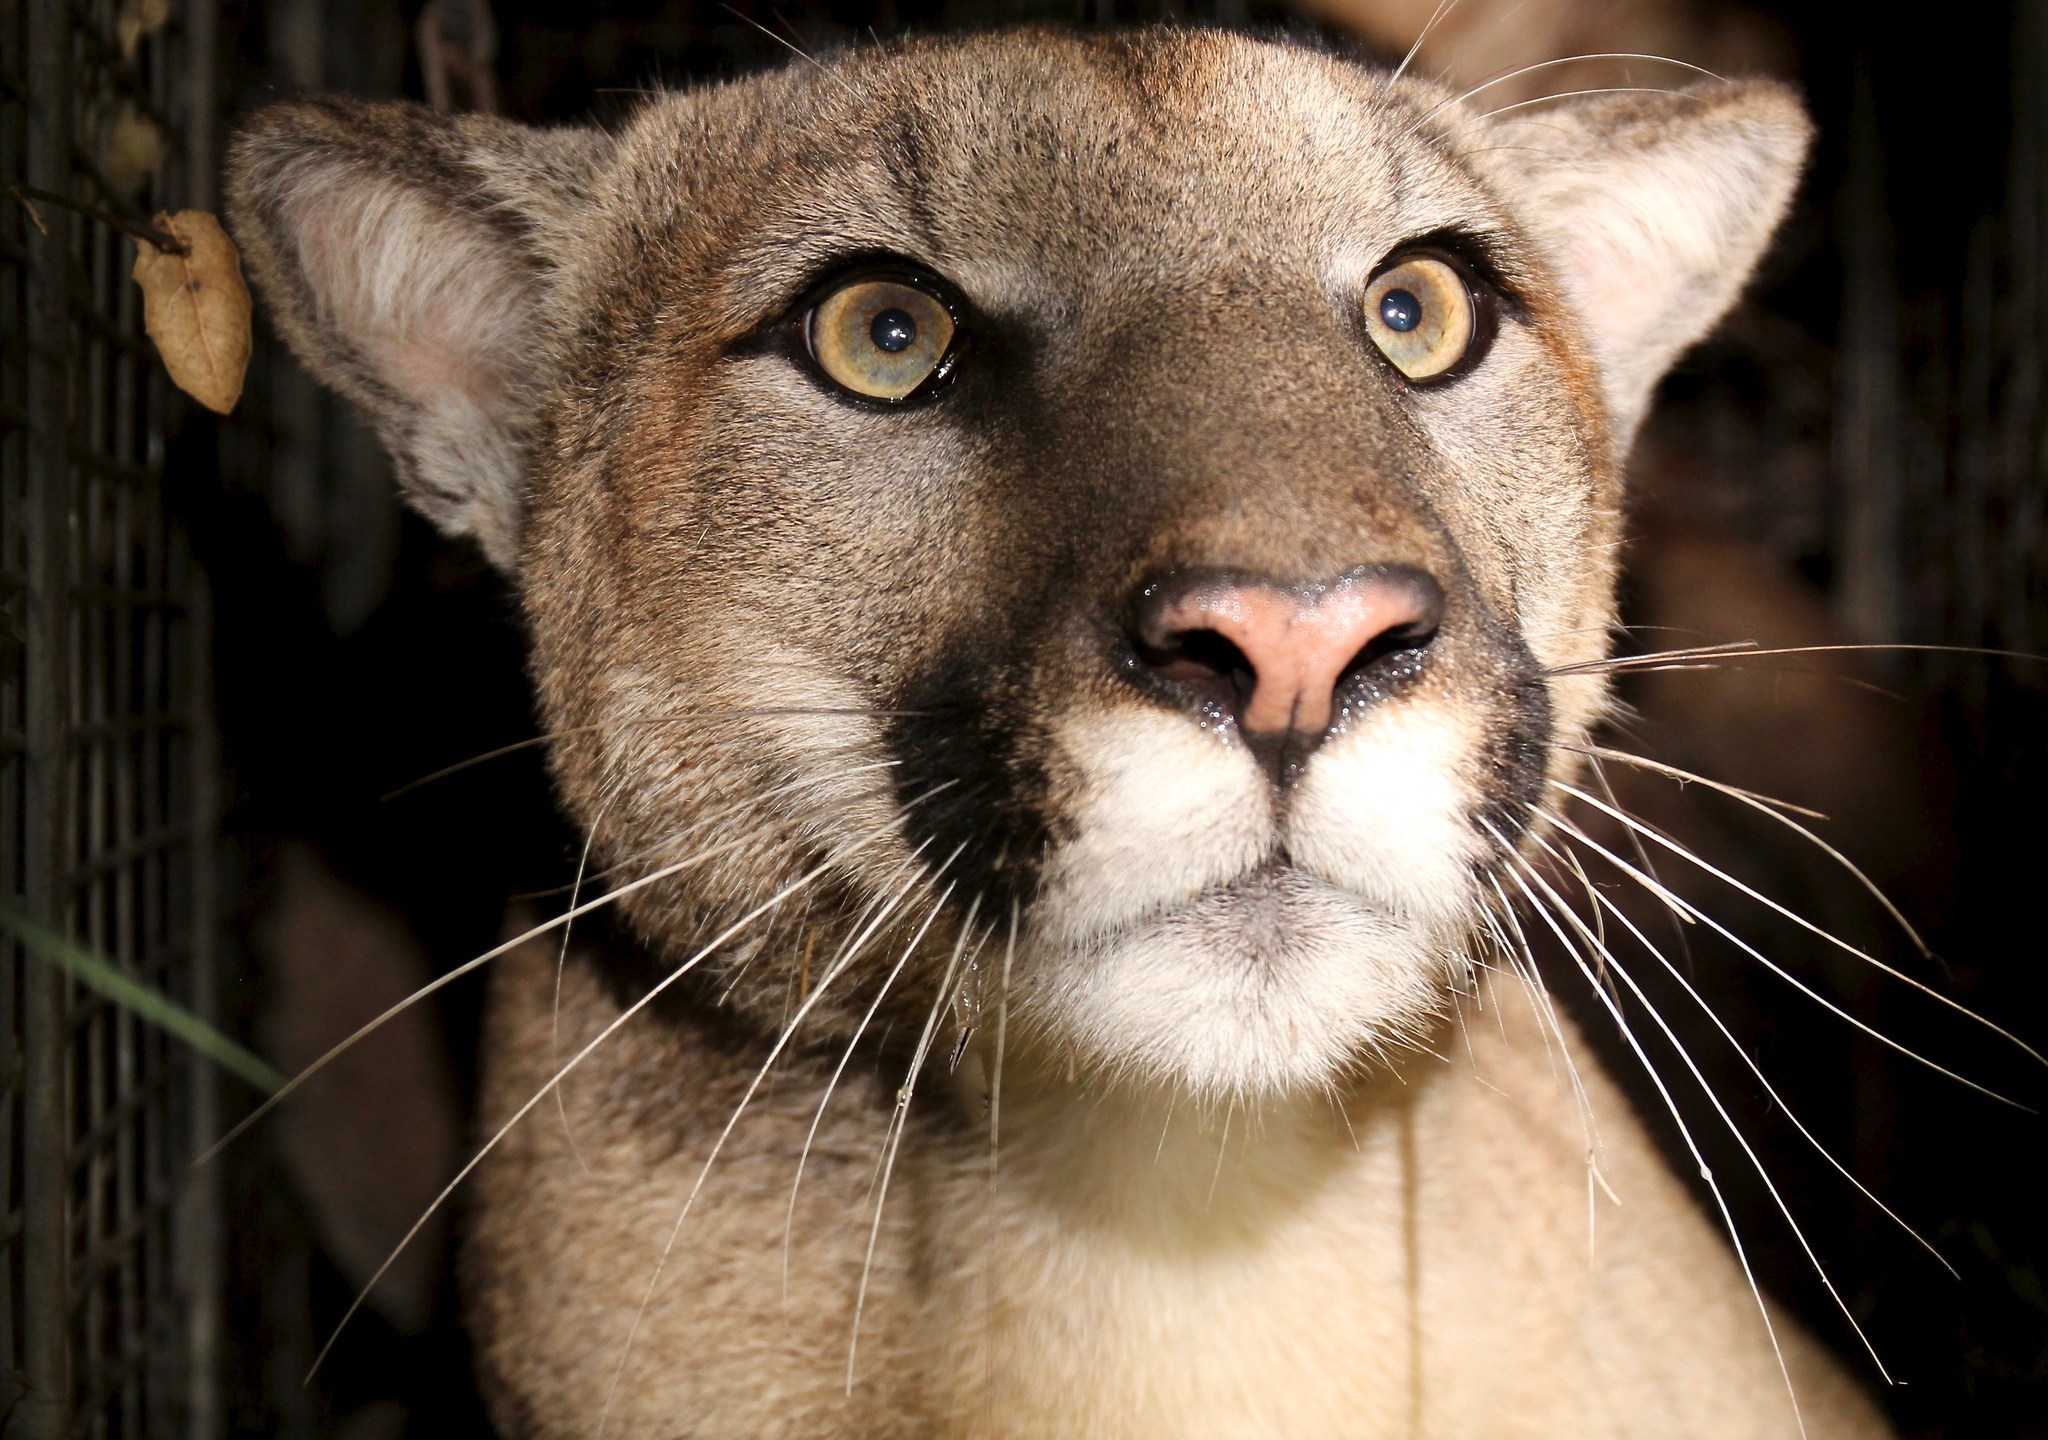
[228,27,1881,1437]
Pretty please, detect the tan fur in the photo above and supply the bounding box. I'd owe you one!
[228,27,1884,1437]
[474,934,1885,1438]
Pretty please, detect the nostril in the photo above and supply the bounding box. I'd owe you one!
[1126,564,1445,748]
[1335,611,1439,693]
[1137,626,1255,717]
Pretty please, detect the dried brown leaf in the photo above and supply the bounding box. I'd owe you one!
[132,210,251,415]
[117,0,173,60]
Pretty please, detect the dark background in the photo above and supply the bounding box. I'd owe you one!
[138,0,2048,1434]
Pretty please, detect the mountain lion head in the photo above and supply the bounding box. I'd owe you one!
[228,27,1807,1106]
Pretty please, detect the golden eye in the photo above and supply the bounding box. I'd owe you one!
[1363,255,1476,382]
[807,277,957,402]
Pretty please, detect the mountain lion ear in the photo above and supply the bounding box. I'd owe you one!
[227,99,611,570]
[1472,80,1812,445]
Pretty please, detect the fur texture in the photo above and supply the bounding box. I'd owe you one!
[229,28,1882,1437]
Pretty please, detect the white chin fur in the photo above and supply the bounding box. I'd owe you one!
[1025,870,1450,1099]
[1026,702,1480,1100]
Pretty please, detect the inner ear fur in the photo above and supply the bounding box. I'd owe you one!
[227,98,611,569]
[1470,80,1813,446]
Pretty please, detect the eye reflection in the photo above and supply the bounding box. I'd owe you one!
[870,308,917,353]
[1378,289,1422,333]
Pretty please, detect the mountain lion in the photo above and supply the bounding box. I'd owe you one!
[226,26,1890,1438]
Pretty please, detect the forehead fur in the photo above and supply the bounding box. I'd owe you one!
[580,30,1536,339]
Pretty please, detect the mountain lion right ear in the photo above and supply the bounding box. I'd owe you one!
[227,99,611,570]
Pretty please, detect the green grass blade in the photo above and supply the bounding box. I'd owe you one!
[2,910,284,1094]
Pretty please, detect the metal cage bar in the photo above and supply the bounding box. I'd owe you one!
[1,0,222,1434]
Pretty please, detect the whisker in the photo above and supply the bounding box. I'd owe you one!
[1548,640,2048,678]
[1586,749,1699,973]
[1519,826,1902,1380]
[197,830,763,1168]
[1564,742,1826,819]
[588,761,915,917]
[1426,0,1532,92]
[1567,743,1929,954]
[302,834,888,1383]
[719,1,859,97]
[1484,822,1811,1439]
[1390,0,1461,84]
[1546,803,2030,1110]
[777,848,965,1303]
[1529,825,1955,1280]
[1479,873,1611,1235]
[1554,780,2046,1077]
[1405,52,1719,138]
[599,850,957,1438]
[381,707,927,801]
[990,899,1017,1171]
[552,787,621,1174]
[847,890,980,1392]
[1470,85,1701,125]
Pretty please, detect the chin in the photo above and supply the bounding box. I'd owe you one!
[1021,867,1459,1103]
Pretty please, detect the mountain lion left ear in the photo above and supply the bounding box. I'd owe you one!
[1467,80,1812,446]
[227,99,613,571]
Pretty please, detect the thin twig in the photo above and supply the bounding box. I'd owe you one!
[11,184,188,253]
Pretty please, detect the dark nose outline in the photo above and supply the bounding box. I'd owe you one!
[1128,565,1445,781]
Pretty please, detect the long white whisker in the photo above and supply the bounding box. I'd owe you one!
[778,850,968,1303]
[1428,0,1532,93]
[1404,52,1719,137]
[1554,779,2045,1079]
[719,0,859,96]
[572,759,903,913]
[199,830,763,1168]
[599,851,957,1439]
[1528,824,1955,1279]
[1483,822,1810,1440]
[1569,743,1931,956]
[847,893,979,1392]
[1585,753,1701,980]
[1549,640,2048,677]
[553,787,621,1175]
[1520,827,1903,1379]
[303,834,887,1383]
[1571,742,1825,819]
[1480,872,1610,1236]
[1390,0,1460,84]
[383,709,921,801]
[990,899,1017,1170]
[1486,84,1691,121]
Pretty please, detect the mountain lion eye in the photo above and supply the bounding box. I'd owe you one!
[1363,255,1476,382]
[807,277,957,402]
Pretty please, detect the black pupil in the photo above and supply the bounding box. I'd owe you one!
[1379,288,1422,333]
[870,308,917,353]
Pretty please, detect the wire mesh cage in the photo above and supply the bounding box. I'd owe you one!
[1,0,223,1435]
[0,1,2044,1436]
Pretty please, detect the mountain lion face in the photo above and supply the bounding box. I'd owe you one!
[229,29,1805,1104]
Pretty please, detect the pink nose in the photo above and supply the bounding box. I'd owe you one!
[1134,567,1443,740]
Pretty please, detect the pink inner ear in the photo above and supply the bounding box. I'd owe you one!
[289,174,522,416]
